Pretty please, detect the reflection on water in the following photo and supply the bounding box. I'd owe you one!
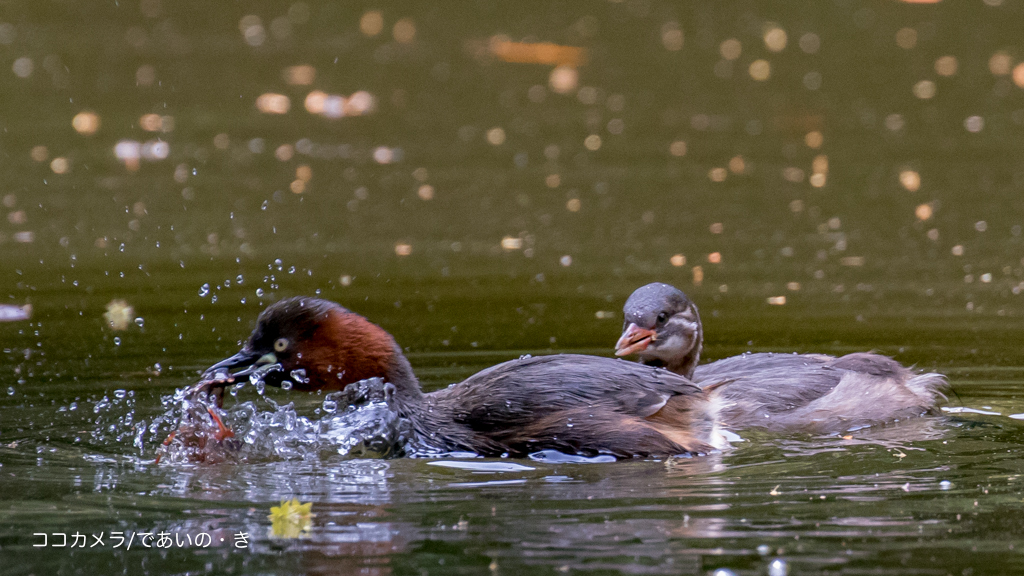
[4,0,1024,574]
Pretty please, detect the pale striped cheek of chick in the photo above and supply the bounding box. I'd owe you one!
[653,312,700,360]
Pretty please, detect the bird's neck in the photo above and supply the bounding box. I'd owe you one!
[382,344,425,409]
[668,345,701,380]
[379,347,476,454]
[644,336,702,380]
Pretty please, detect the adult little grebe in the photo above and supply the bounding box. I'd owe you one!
[196,297,726,458]
[615,282,948,432]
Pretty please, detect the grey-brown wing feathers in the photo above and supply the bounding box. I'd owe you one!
[694,352,947,433]
[430,354,716,457]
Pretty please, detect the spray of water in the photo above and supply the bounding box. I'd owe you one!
[149,372,417,464]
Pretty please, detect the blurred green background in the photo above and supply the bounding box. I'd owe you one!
[4,2,1024,575]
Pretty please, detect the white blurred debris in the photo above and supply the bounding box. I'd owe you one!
[104,299,135,331]
[0,304,31,322]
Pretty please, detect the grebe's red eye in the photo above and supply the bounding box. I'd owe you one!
[274,338,289,352]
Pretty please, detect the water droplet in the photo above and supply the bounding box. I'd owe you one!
[290,369,309,384]
[211,294,218,303]
[768,559,789,576]
[114,389,126,399]
[255,288,264,297]
[281,380,293,390]
[198,283,210,297]
[134,317,144,327]
[113,337,121,346]
[93,396,110,413]
[322,399,337,413]
[6,387,13,396]
[261,200,269,210]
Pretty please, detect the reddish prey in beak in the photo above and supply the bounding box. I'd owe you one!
[615,323,657,356]
[154,374,236,464]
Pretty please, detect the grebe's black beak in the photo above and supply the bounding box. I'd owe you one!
[202,349,277,381]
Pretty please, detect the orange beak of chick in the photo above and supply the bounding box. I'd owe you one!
[614,323,657,356]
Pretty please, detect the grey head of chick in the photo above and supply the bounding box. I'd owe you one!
[615,282,703,379]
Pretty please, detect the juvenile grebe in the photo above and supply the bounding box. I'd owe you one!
[615,282,948,433]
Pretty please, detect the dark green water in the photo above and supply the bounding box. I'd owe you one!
[4,1,1024,574]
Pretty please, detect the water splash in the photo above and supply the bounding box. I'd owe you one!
[155,377,413,464]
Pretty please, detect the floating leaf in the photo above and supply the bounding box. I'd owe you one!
[268,498,314,538]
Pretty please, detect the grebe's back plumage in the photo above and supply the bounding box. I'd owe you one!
[616,283,947,433]
[420,354,719,457]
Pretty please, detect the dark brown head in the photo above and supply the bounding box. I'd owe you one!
[203,297,419,395]
[614,283,703,379]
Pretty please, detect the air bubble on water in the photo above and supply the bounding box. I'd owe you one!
[281,380,293,390]
[113,337,121,346]
[198,283,210,297]
[134,317,144,328]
